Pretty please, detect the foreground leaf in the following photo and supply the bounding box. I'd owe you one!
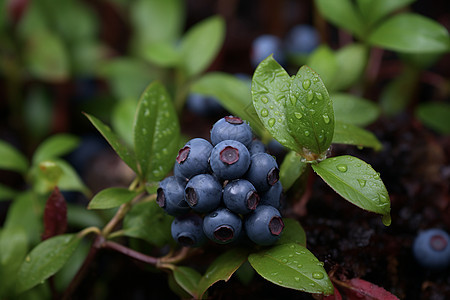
[16,234,82,294]
[88,187,139,210]
[173,266,202,298]
[416,102,450,135]
[249,243,333,295]
[0,140,28,174]
[197,248,250,298]
[332,122,382,151]
[311,155,391,224]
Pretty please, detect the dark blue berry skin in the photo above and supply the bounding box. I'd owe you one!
[249,139,266,156]
[284,24,319,55]
[223,179,259,215]
[260,181,282,210]
[245,205,284,246]
[173,161,188,181]
[184,174,222,213]
[186,93,225,117]
[251,34,285,67]
[245,153,280,193]
[157,176,190,216]
[210,116,253,147]
[203,207,242,244]
[413,228,450,270]
[209,140,251,180]
[171,213,206,247]
[176,138,213,179]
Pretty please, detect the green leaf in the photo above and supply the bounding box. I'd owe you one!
[0,140,28,174]
[123,201,174,247]
[333,44,369,91]
[142,41,181,67]
[191,72,267,138]
[168,273,193,299]
[67,203,105,229]
[248,243,333,295]
[172,266,202,298]
[279,151,308,191]
[356,0,416,26]
[33,134,80,164]
[315,0,365,38]
[133,81,180,182]
[306,45,337,89]
[23,86,52,139]
[197,248,250,298]
[0,183,19,201]
[276,218,307,247]
[53,159,89,195]
[180,16,225,77]
[311,155,391,223]
[16,234,82,294]
[84,113,138,174]
[416,102,450,135]
[332,93,380,126]
[88,187,139,210]
[368,13,450,53]
[111,99,138,147]
[332,122,382,151]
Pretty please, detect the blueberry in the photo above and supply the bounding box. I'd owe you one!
[203,207,242,244]
[223,179,260,215]
[260,181,282,209]
[209,140,251,180]
[251,34,285,67]
[210,116,253,147]
[171,213,206,247]
[185,174,222,213]
[413,228,450,270]
[245,153,279,192]
[157,176,190,216]
[176,138,213,179]
[267,139,286,157]
[284,24,319,55]
[245,205,284,246]
[186,93,225,117]
[173,161,188,181]
[248,139,266,156]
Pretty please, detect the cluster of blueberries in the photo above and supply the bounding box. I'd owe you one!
[157,116,284,247]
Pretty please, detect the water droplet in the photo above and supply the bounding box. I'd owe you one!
[290,244,295,249]
[379,193,388,203]
[315,92,323,100]
[307,90,314,102]
[309,109,315,115]
[317,262,324,267]
[261,96,269,104]
[288,254,294,258]
[304,130,310,137]
[302,79,311,90]
[313,76,319,82]
[294,277,300,281]
[142,128,147,135]
[289,95,296,105]
[312,272,324,279]
[278,280,283,284]
[297,264,303,268]
[336,164,347,172]
[309,283,316,287]
[269,105,274,110]
[382,214,392,226]
[357,179,366,188]
[281,258,288,263]
[261,108,269,117]
[268,118,276,127]
[322,114,330,124]
[294,112,303,119]
[373,172,380,180]
[26,256,31,262]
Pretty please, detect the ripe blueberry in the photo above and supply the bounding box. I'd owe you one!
[209,140,251,180]
[223,179,260,215]
[245,153,280,192]
[171,213,206,247]
[203,207,242,244]
[284,24,319,55]
[176,138,213,179]
[185,174,222,213]
[251,34,285,67]
[245,205,284,246]
[248,139,266,156]
[157,176,190,216]
[413,228,450,270]
[260,181,282,209]
[210,116,253,147]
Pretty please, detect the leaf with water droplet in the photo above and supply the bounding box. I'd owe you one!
[134,81,180,182]
[311,155,391,223]
[248,243,333,295]
[332,121,382,151]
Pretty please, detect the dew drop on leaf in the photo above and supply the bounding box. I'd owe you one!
[307,90,314,102]
[302,79,311,90]
[322,114,330,124]
[315,92,323,101]
[261,96,269,104]
[261,108,269,117]
[312,272,324,279]
[268,118,276,127]
[281,258,288,263]
[373,172,380,180]
[357,179,366,188]
[294,277,300,281]
[294,112,303,119]
[297,264,303,268]
[336,164,348,172]
[289,95,296,105]
[304,130,310,137]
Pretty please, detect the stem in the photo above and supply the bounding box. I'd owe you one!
[293,167,315,217]
[101,202,131,237]
[102,240,159,265]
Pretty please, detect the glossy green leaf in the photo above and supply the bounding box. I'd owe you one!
[368,13,450,53]
[84,113,138,174]
[33,134,80,164]
[315,0,365,38]
[142,41,180,67]
[88,187,138,209]
[173,266,202,298]
[235,261,255,286]
[123,200,174,247]
[332,122,382,151]
[0,140,28,174]
[111,99,138,147]
[279,151,308,191]
[275,218,307,247]
[306,45,337,89]
[16,234,82,294]
[248,243,333,295]
[133,81,180,182]
[332,93,380,126]
[416,102,450,135]
[168,273,193,299]
[312,155,391,223]
[197,248,250,298]
[356,0,416,26]
[286,65,335,159]
[191,72,267,138]
[0,183,19,201]
[180,16,225,77]
[333,44,368,91]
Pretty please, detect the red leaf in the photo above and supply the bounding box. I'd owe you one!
[337,278,399,300]
[42,186,67,240]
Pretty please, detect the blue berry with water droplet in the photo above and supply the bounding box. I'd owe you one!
[171,213,206,247]
[157,176,190,216]
[203,207,242,244]
[413,228,450,270]
[185,174,222,213]
[245,205,284,246]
